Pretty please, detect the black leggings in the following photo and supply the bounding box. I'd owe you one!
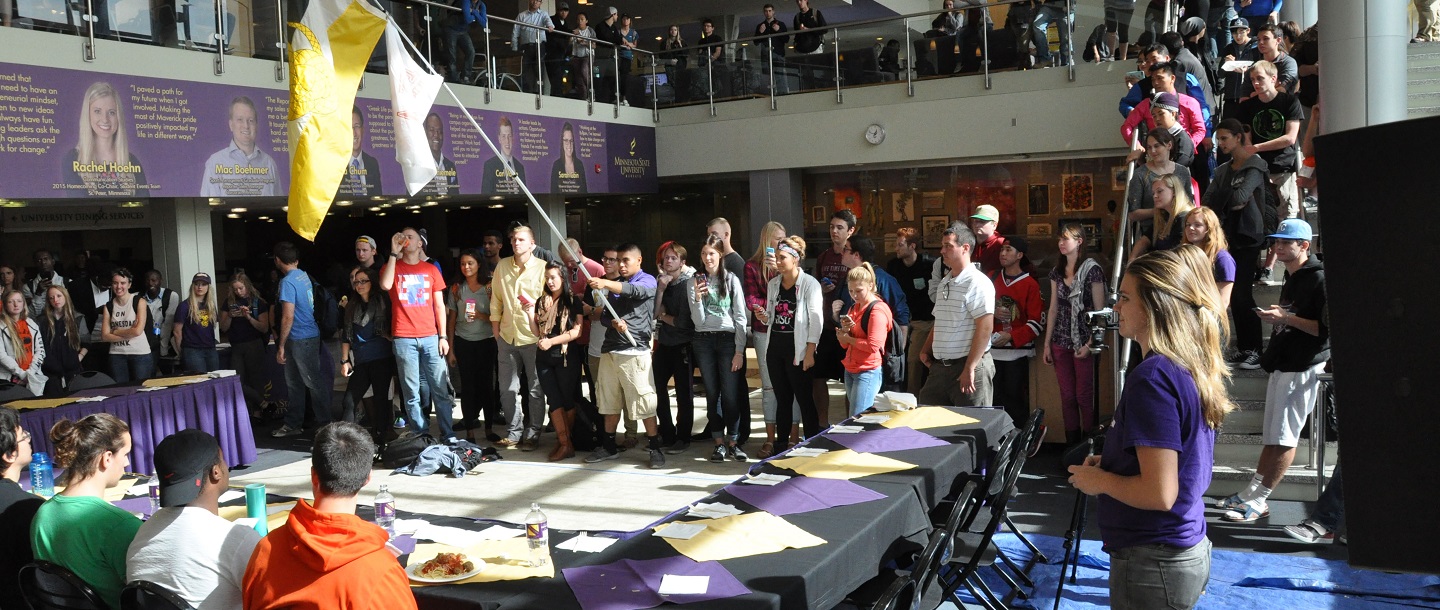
[454,337,499,427]
[1229,247,1263,352]
[343,357,395,437]
[767,333,819,447]
[537,350,580,412]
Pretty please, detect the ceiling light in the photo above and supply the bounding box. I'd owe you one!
[231,207,248,213]
[0,199,27,208]
[119,201,144,208]
[376,212,387,216]
[488,204,504,209]
[258,215,270,220]
[407,204,422,210]
[207,198,223,206]
[226,213,240,219]
[394,198,408,204]
[282,205,289,212]
[489,195,503,201]
[460,205,472,210]
[369,206,382,212]
[336,200,353,207]
[422,201,439,207]
[370,195,385,201]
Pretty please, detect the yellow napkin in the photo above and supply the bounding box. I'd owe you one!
[879,407,978,430]
[219,502,295,531]
[408,538,554,585]
[142,375,211,388]
[3,397,82,410]
[770,449,916,480]
[656,512,825,562]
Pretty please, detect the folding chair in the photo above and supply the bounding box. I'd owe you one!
[19,561,108,610]
[120,580,192,610]
[936,437,1031,610]
[66,371,116,393]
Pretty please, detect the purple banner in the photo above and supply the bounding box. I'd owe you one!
[0,62,656,199]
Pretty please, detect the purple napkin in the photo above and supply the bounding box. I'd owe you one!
[564,556,749,610]
[824,426,949,454]
[112,496,153,517]
[390,534,417,555]
[724,476,886,516]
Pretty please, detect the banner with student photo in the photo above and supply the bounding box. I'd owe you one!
[0,61,657,200]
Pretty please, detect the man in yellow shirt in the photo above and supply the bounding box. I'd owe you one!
[490,225,550,450]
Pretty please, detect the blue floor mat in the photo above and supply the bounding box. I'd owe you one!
[945,532,1440,609]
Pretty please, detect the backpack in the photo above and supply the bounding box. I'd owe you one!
[1257,176,1283,237]
[309,274,341,340]
[377,432,438,469]
[859,302,906,391]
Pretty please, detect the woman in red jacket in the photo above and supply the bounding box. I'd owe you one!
[836,263,892,417]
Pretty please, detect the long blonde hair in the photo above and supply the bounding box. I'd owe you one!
[2,289,30,361]
[1185,206,1228,262]
[43,285,82,353]
[1151,173,1193,244]
[750,221,787,264]
[1125,246,1234,429]
[186,276,219,330]
[75,82,131,165]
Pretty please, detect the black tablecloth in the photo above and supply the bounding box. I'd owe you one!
[410,407,1013,610]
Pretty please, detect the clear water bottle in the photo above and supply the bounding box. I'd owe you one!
[374,485,396,534]
[30,452,54,498]
[147,471,160,513]
[525,502,549,567]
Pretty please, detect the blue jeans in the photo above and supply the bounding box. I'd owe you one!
[693,332,743,442]
[844,368,883,417]
[1109,537,1211,610]
[1033,4,1072,64]
[1311,462,1344,532]
[109,353,155,384]
[179,346,219,374]
[283,336,332,428]
[446,28,476,83]
[394,336,455,439]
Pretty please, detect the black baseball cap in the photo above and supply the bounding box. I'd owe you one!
[154,429,221,507]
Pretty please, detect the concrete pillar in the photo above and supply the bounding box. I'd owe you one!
[747,169,805,253]
[150,198,218,290]
[1318,0,1408,133]
[1279,0,1318,29]
[528,194,568,251]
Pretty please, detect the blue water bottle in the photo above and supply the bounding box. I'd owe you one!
[30,452,54,497]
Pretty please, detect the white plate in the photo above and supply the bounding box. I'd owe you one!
[407,559,484,583]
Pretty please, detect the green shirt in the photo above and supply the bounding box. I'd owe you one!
[31,494,142,609]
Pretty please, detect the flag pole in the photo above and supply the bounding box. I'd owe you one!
[389,19,638,347]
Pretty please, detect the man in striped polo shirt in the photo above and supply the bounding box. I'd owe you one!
[917,222,995,407]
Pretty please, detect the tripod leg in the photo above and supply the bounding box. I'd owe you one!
[1069,493,1089,584]
[1053,491,1088,610]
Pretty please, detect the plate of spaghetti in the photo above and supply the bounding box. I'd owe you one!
[408,552,483,583]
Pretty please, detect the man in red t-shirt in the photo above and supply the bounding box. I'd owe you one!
[969,204,1005,274]
[813,209,856,428]
[379,227,456,442]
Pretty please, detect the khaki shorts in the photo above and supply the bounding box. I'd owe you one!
[1262,362,1324,447]
[597,352,658,421]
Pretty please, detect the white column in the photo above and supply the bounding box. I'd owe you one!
[150,198,218,289]
[1318,0,1408,133]
[1280,0,1319,29]
[528,194,568,251]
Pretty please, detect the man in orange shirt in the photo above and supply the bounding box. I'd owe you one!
[242,422,416,610]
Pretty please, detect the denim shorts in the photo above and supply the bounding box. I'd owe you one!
[1108,537,1211,610]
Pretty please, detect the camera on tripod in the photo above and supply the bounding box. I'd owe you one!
[1084,307,1118,351]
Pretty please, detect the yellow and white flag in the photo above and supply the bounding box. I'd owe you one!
[385,21,443,196]
[286,0,386,241]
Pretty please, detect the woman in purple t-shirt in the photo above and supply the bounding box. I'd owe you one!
[1066,246,1234,610]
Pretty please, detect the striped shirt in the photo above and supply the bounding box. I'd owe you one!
[930,264,994,360]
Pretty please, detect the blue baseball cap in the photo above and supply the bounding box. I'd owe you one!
[1268,218,1313,241]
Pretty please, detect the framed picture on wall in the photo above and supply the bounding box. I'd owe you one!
[1062,174,1094,212]
[892,192,917,223]
[1027,223,1053,238]
[811,206,826,224]
[1111,166,1129,191]
[884,234,898,255]
[922,190,946,211]
[1027,184,1050,216]
[922,215,950,248]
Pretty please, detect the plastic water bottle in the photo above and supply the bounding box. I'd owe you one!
[525,503,549,567]
[147,471,160,513]
[374,485,396,534]
[30,452,54,498]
